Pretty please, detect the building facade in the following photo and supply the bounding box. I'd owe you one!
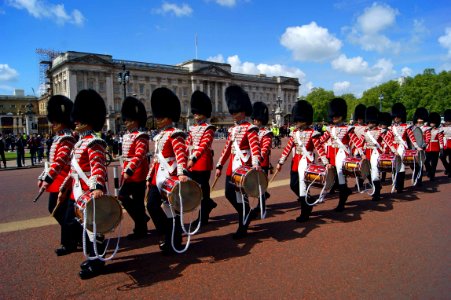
[48,51,301,132]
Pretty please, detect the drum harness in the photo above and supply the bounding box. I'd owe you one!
[71,156,122,262]
[393,125,423,186]
[231,126,265,223]
[363,130,385,196]
[155,132,201,254]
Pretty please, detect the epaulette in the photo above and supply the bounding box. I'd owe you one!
[170,128,187,139]
[247,124,258,132]
[205,124,217,132]
[135,131,150,140]
[347,126,355,133]
[87,137,107,148]
[59,134,76,143]
[312,130,322,138]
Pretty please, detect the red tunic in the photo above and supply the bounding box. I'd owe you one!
[279,128,326,172]
[216,120,260,176]
[187,122,216,172]
[39,130,75,193]
[146,127,187,186]
[258,127,273,168]
[318,125,361,166]
[121,129,149,182]
[385,123,419,150]
[442,125,451,150]
[359,127,395,157]
[425,128,444,152]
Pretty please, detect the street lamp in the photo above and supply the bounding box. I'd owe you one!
[379,93,384,111]
[117,64,130,101]
[276,96,282,109]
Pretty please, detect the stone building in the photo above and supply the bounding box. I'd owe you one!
[48,51,300,132]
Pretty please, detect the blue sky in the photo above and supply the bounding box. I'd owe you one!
[1,0,450,97]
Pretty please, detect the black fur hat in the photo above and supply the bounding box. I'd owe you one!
[71,89,106,132]
[151,87,181,122]
[353,104,366,121]
[378,112,392,126]
[251,101,269,125]
[292,100,313,125]
[225,85,252,116]
[47,95,73,127]
[429,112,441,126]
[365,106,379,124]
[121,96,147,127]
[328,97,347,120]
[444,109,451,122]
[191,90,212,118]
[413,107,429,124]
[391,102,406,123]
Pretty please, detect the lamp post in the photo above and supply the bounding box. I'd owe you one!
[117,64,130,101]
[379,93,384,111]
[276,96,282,109]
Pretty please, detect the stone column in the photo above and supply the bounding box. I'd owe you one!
[68,71,77,100]
[214,82,218,113]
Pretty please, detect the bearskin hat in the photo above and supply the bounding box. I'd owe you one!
[353,104,366,122]
[71,89,106,132]
[429,112,441,126]
[191,90,212,118]
[391,102,406,123]
[328,97,347,120]
[47,95,73,127]
[292,100,313,125]
[121,96,148,127]
[444,109,451,122]
[378,112,392,126]
[151,87,181,122]
[225,85,252,116]
[413,107,429,124]
[365,106,379,124]
[251,101,269,125]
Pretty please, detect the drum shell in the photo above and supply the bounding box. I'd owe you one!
[231,165,268,198]
[342,157,370,178]
[377,154,401,172]
[75,192,123,234]
[402,149,426,165]
[304,164,335,191]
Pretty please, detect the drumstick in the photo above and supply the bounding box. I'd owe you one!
[211,176,219,191]
[269,169,279,184]
[51,199,63,217]
[144,186,150,206]
[33,188,46,203]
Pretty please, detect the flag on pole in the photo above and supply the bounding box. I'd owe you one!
[195,33,198,59]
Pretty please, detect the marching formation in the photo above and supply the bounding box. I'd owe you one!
[36,85,451,279]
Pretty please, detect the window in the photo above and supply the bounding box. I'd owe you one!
[11,104,16,108]
[139,84,144,94]
[99,82,105,93]
[77,80,84,92]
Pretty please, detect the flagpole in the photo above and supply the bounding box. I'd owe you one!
[195,33,198,59]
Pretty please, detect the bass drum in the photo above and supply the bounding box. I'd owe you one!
[75,192,123,234]
[161,177,202,213]
[232,165,268,198]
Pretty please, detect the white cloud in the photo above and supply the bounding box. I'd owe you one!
[0,64,19,81]
[156,2,192,17]
[206,54,225,63]
[346,3,400,53]
[438,27,451,56]
[0,84,15,93]
[331,54,369,75]
[333,81,351,94]
[215,0,236,7]
[300,81,314,96]
[280,22,342,62]
[7,0,85,26]
[401,67,412,77]
[363,58,395,84]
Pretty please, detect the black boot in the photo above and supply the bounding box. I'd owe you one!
[296,196,313,223]
[79,237,106,279]
[159,217,182,255]
[200,199,217,226]
[395,172,405,193]
[335,184,351,212]
[233,204,250,240]
[372,180,381,201]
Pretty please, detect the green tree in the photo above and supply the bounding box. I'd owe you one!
[305,88,335,122]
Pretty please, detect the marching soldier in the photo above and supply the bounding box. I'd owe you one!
[215,85,261,239]
[276,100,328,222]
[119,97,150,239]
[317,98,361,211]
[386,103,421,193]
[411,107,429,186]
[440,109,451,177]
[424,112,444,181]
[146,87,188,254]
[58,89,108,279]
[251,101,273,217]
[186,91,217,226]
[38,95,81,256]
[352,104,367,154]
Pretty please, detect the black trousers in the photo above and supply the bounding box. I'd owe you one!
[119,181,149,234]
[289,171,312,213]
[48,192,82,248]
[425,151,440,180]
[189,170,214,205]
[225,176,250,226]
[439,149,451,176]
[0,149,5,167]
[146,185,168,235]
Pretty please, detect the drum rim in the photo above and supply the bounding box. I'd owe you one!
[84,195,123,234]
[168,179,202,213]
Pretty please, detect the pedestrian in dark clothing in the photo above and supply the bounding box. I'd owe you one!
[16,134,25,167]
[0,134,6,168]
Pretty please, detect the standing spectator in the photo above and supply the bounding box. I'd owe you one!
[28,134,38,165]
[45,133,53,160]
[37,134,44,163]
[0,134,6,168]
[15,133,25,167]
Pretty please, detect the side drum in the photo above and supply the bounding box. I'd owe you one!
[231,165,268,198]
[342,157,370,179]
[160,177,202,213]
[378,154,401,172]
[403,149,426,165]
[304,163,335,191]
[75,191,123,234]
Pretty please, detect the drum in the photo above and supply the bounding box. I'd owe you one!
[342,157,370,178]
[75,192,123,234]
[304,164,335,191]
[377,154,402,172]
[160,177,202,213]
[403,149,426,165]
[231,165,268,198]
[408,126,426,149]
